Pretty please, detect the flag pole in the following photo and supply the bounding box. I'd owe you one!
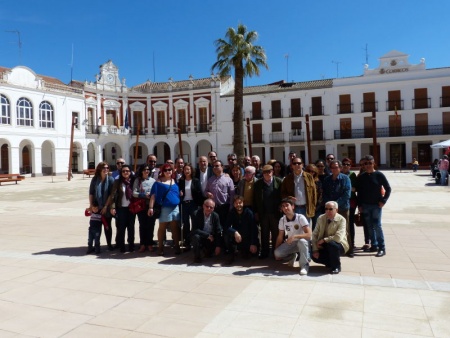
[134,122,140,173]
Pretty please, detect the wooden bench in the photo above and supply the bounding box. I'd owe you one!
[0,174,25,186]
[83,169,96,178]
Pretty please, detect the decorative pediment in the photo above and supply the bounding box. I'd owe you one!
[85,97,97,108]
[152,101,168,110]
[103,99,121,109]
[174,99,189,109]
[194,97,210,107]
[363,50,425,76]
[130,101,146,110]
[5,66,40,88]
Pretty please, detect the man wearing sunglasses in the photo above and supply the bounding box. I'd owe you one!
[112,158,126,179]
[356,155,391,257]
[281,157,317,219]
[146,154,159,179]
[312,201,349,274]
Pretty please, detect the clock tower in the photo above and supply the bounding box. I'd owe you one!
[97,60,122,90]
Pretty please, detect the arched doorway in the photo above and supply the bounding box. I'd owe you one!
[87,142,96,169]
[195,140,213,159]
[153,142,171,163]
[22,146,31,174]
[174,141,192,163]
[129,142,149,168]
[0,142,9,174]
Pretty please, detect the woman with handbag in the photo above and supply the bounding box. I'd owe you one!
[178,163,203,251]
[108,164,136,253]
[89,161,115,251]
[148,163,181,256]
[132,164,156,253]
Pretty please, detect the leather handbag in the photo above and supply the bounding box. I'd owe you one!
[129,197,146,214]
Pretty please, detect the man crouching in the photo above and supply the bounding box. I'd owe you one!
[274,198,311,275]
[311,201,349,274]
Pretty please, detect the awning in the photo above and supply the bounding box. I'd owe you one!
[430,140,450,148]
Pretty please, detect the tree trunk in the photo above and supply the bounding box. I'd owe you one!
[233,64,245,162]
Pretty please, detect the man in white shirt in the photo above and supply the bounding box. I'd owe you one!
[274,198,311,275]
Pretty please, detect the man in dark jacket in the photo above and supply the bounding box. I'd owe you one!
[253,164,283,259]
[190,199,222,263]
[224,195,258,265]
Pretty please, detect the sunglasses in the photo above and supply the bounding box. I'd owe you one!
[122,170,130,173]
[209,155,217,158]
[364,162,374,165]
[116,162,125,165]
[325,208,334,211]
[292,162,302,165]
[327,157,334,160]
[229,158,237,161]
[163,169,173,172]
[148,160,156,163]
[343,163,351,166]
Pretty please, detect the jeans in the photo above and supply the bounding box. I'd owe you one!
[294,205,307,217]
[440,169,448,185]
[259,213,279,255]
[88,223,102,249]
[361,203,384,250]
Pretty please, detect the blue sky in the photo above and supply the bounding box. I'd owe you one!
[1,0,450,87]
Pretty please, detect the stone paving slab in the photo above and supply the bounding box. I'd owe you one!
[0,170,449,337]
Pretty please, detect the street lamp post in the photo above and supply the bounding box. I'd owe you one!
[68,115,77,181]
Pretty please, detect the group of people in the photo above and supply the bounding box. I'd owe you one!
[85,150,391,276]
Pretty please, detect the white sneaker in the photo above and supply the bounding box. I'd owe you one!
[288,253,296,267]
[299,265,309,276]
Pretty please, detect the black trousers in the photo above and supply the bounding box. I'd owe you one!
[312,241,344,270]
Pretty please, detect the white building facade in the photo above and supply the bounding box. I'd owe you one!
[2,51,449,175]
[0,66,89,175]
[219,50,450,167]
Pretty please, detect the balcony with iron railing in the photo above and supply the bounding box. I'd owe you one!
[334,124,449,139]
[386,100,404,111]
[309,106,324,116]
[360,101,378,113]
[289,130,304,142]
[269,108,283,119]
[155,126,167,135]
[252,134,265,144]
[289,107,303,117]
[412,98,431,109]
[196,123,211,133]
[250,110,264,120]
[269,132,284,143]
[440,96,450,107]
[337,103,354,114]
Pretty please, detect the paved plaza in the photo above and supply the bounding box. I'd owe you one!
[0,169,449,337]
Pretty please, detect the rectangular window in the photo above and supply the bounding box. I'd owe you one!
[198,107,207,132]
[364,116,372,138]
[338,94,352,114]
[251,101,262,119]
[311,120,323,140]
[415,113,428,135]
[362,92,376,113]
[442,86,450,107]
[156,110,165,134]
[271,100,282,118]
[290,98,301,117]
[414,88,428,109]
[311,97,323,116]
[178,109,187,133]
[387,90,401,111]
[443,111,450,134]
[389,115,402,137]
[340,118,352,139]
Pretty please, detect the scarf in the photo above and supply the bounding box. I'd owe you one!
[95,176,110,208]
[122,176,133,200]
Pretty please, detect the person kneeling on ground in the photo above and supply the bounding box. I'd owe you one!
[224,195,258,265]
[190,199,222,263]
[274,198,311,276]
[311,201,349,274]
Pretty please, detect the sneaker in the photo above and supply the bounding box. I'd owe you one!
[299,264,309,276]
[287,253,296,267]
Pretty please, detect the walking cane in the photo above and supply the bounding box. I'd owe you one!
[179,201,183,253]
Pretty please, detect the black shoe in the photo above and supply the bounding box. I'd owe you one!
[369,246,379,252]
[258,253,268,260]
[86,247,95,255]
[193,256,202,263]
[223,255,235,266]
[128,245,135,252]
[346,251,354,258]
[120,246,126,253]
[330,267,341,274]
[376,250,386,257]
[108,244,114,251]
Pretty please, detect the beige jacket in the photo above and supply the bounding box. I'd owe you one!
[312,213,349,253]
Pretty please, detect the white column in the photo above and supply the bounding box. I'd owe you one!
[405,141,413,163]
[284,145,290,164]
[10,146,20,173]
[379,142,387,166]
[33,146,42,177]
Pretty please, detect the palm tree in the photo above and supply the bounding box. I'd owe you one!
[212,23,268,161]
